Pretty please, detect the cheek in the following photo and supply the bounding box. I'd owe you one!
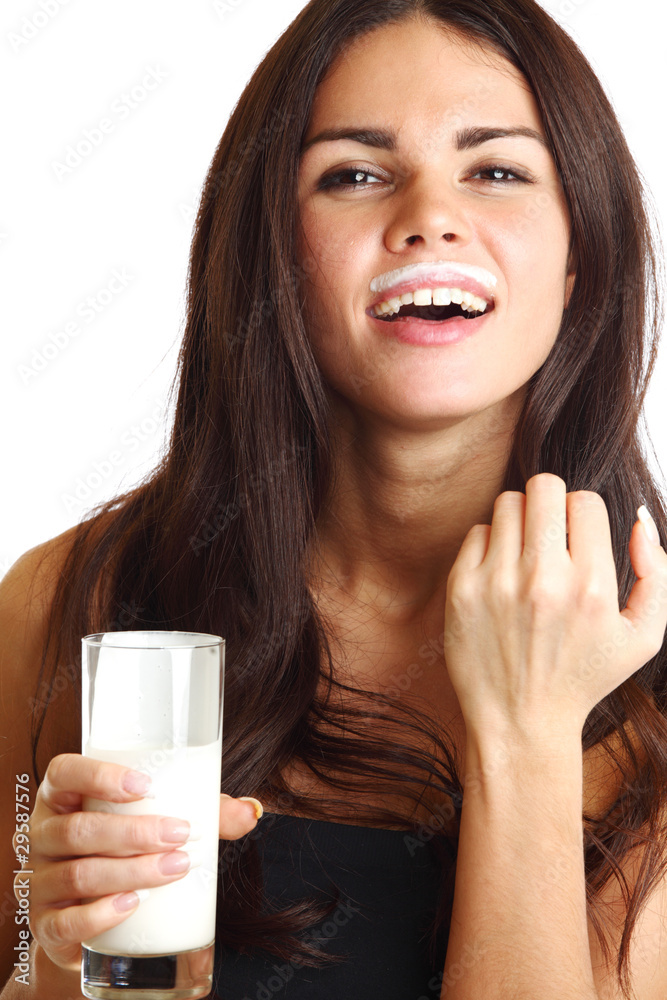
[298,196,377,283]
[482,202,571,313]
[297,205,372,344]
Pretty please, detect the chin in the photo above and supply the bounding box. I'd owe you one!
[364,392,497,430]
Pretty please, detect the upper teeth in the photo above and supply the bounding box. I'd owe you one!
[372,287,489,317]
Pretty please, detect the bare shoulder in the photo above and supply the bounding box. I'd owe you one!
[0,525,78,612]
[0,525,81,756]
[0,526,80,674]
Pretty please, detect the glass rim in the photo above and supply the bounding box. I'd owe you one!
[82,630,225,649]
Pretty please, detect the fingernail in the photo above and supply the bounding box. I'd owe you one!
[159,851,191,875]
[638,505,660,546]
[160,819,190,843]
[238,796,264,821]
[114,888,149,913]
[123,770,154,797]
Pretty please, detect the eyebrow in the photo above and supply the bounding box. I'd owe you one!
[299,124,549,155]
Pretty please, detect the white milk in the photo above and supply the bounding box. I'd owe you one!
[82,740,222,956]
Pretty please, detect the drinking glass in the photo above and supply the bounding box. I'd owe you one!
[80,630,224,999]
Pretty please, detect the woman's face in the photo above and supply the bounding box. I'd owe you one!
[296,18,575,431]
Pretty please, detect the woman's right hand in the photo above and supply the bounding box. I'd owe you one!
[18,753,261,973]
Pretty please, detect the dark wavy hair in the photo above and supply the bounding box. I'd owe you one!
[32,1,667,997]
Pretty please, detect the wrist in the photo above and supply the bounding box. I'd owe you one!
[464,713,584,758]
[462,723,585,795]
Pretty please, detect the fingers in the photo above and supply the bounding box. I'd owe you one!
[621,516,667,657]
[521,474,567,564]
[36,810,194,859]
[30,893,150,973]
[35,794,260,861]
[39,753,153,815]
[29,849,193,909]
[566,490,617,589]
[25,750,264,975]
[219,794,263,839]
[450,523,491,580]
[485,491,525,565]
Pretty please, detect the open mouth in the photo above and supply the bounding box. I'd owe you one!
[374,301,493,322]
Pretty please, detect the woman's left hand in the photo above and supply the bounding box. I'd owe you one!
[443,473,667,741]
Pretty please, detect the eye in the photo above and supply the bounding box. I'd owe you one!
[469,163,532,185]
[317,166,385,191]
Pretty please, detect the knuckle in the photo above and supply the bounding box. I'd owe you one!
[45,753,85,796]
[487,567,517,604]
[43,909,75,949]
[132,815,161,849]
[65,810,103,849]
[447,574,477,607]
[61,857,90,897]
[577,578,609,614]
[44,753,71,787]
[523,573,566,610]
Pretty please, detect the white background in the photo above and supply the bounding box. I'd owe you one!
[1,0,666,578]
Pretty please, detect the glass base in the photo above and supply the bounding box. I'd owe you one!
[81,942,214,999]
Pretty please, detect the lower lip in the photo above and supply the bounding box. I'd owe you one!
[367,310,491,346]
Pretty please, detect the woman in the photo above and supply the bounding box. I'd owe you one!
[2,1,667,998]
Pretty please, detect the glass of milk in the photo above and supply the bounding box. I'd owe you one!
[80,630,224,999]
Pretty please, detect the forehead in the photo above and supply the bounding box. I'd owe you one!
[304,18,542,146]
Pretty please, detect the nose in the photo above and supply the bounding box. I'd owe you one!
[383,175,473,251]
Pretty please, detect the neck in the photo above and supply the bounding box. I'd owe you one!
[309,392,524,624]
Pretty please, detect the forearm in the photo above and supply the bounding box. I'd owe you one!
[0,940,85,1000]
[440,727,598,1000]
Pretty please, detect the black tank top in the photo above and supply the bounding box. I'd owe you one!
[211,812,453,999]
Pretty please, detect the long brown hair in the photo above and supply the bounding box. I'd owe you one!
[33,1,667,996]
